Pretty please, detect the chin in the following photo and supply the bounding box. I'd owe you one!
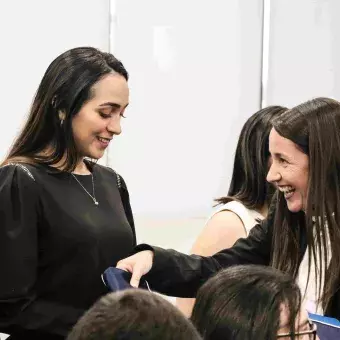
[287,203,303,213]
[86,150,105,160]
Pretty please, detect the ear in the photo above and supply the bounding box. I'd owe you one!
[58,110,66,122]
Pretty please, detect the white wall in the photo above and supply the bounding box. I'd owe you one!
[264,0,340,107]
[0,0,110,162]
[108,0,264,250]
[0,1,110,338]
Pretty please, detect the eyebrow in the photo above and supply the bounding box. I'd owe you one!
[271,152,289,159]
[99,102,129,109]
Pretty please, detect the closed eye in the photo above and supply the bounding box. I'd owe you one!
[99,111,112,119]
[98,110,126,119]
[279,157,289,165]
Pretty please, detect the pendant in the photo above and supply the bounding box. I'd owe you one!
[94,199,99,206]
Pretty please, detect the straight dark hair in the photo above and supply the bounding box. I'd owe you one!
[67,289,202,340]
[1,47,128,172]
[191,265,301,340]
[270,97,340,312]
[215,106,287,211]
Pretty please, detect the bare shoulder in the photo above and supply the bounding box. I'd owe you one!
[190,209,247,256]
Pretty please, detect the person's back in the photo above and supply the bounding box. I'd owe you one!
[191,265,318,340]
[67,289,202,340]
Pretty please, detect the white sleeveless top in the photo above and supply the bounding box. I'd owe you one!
[297,225,331,315]
[208,200,264,236]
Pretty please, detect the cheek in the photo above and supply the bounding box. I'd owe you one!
[298,169,309,193]
[72,114,104,140]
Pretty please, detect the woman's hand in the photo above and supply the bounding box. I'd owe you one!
[116,250,154,287]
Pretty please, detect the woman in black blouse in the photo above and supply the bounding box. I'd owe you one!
[0,47,135,339]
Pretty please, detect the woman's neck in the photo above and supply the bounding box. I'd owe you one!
[38,148,91,175]
[72,160,91,175]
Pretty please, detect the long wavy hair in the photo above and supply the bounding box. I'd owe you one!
[270,97,340,311]
[1,47,128,172]
[215,106,288,211]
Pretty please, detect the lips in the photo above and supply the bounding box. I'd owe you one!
[96,136,111,148]
[278,185,296,199]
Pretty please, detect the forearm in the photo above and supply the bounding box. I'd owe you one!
[135,245,222,297]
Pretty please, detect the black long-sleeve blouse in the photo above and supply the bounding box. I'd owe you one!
[0,162,136,339]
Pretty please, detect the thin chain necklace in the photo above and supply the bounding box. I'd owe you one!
[71,173,99,205]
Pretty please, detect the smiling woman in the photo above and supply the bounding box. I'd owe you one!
[0,47,136,339]
[115,97,340,324]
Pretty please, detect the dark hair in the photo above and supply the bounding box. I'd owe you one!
[1,47,128,172]
[67,289,202,340]
[270,97,340,312]
[215,106,287,211]
[191,265,301,340]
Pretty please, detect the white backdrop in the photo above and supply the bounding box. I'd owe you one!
[0,0,110,162]
[264,0,340,107]
[108,0,264,248]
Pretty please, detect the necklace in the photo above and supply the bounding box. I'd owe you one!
[71,173,99,205]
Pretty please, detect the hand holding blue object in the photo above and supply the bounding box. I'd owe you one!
[102,267,151,292]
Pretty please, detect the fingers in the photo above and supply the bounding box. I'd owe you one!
[116,257,142,287]
[116,261,132,272]
[116,251,154,288]
[130,270,141,288]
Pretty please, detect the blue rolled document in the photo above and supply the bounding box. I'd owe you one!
[102,267,151,292]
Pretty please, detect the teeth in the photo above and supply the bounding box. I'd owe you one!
[98,137,110,142]
[278,186,295,194]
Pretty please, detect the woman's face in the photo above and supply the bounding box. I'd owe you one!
[267,128,309,213]
[71,72,129,160]
[278,303,318,339]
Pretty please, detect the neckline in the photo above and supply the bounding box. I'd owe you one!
[36,159,95,176]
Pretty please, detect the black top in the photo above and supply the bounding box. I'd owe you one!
[0,162,136,339]
[137,206,340,320]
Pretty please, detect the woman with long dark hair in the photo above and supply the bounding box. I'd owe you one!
[0,47,135,339]
[177,106,287,316]
[117,97,340,320]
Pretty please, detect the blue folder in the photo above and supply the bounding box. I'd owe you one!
[102,267,151,292]
[309,312,340,340]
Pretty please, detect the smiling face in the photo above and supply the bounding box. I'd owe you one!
[266,128,309,213]
[71,72,129,160]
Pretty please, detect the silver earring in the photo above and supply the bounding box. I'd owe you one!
[60,120,64,127]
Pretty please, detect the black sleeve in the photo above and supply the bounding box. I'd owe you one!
[0,165,84,337]
[135,214,273,298]
[0,164,41,328]
[119,175,137,247]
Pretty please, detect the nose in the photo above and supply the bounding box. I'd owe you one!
[266,162,281,183]
[107,115,122,135]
